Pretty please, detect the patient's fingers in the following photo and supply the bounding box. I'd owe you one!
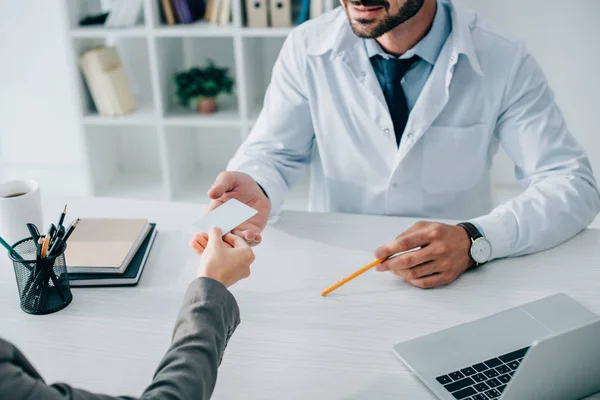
[190,233,209,254]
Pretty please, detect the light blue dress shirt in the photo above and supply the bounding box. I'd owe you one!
[366,0,452,112]
[227,0,600,261]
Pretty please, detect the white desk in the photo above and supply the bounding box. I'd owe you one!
[1,196,599,399]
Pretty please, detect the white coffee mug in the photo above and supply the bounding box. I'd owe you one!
[0,180,43,247]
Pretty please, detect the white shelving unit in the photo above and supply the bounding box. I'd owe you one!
[64,0,331,206]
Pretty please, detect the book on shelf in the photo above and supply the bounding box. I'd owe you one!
[79,46,136,116]
[161,0,177,24]
[173,0,192,23]
[159,0,212,25]
[205,0,215,22]
[104,0,144,28]
[67,223,157,287]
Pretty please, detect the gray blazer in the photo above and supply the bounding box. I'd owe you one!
[0,277,240,400]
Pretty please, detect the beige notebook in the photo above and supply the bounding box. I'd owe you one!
[65,219,150,274]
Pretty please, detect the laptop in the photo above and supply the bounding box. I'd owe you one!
[393,294,600,400]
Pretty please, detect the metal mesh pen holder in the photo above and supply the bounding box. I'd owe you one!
[9,237,73,315]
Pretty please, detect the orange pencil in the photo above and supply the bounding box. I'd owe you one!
[321,258,385,297]
[40,234,51,259]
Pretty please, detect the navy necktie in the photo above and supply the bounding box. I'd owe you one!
[377,55,420,146]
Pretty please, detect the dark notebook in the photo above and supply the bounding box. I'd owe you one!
[67,224,157,287]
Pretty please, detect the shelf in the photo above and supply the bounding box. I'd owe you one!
[241,36,284,124]
[70,26,148,38]
[155,36,238,119]
[240,27,294,37]
[153,25,295,38]
[164,113,242,127]
[153,21,236,37]
[96,172,165,200]
[164,96,241,127]
[66,0,146,31]
[74,36,156,120]
[82,104,157,125]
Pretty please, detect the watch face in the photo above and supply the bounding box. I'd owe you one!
[471,238,492,264]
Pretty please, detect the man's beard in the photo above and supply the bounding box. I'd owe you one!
[345,0,425,38]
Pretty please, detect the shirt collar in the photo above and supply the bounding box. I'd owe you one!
[307,0,484,76]
[364,0,451,65]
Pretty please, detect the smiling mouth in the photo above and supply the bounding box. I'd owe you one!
[352,5,383,11]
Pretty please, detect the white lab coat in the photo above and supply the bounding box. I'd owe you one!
[227,1,600,261]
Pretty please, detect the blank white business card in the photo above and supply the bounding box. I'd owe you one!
[192,199,258,235]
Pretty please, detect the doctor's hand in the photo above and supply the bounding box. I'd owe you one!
[206,171,271,246]
[374,221,474,289]
[194,227,255,288]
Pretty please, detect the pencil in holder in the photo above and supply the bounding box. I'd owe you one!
[8,237,73,315]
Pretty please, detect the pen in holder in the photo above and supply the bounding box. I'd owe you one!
[8,237,73,315]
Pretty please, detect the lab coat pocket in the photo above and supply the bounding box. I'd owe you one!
[421,124,490,194]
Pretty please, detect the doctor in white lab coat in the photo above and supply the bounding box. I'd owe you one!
[204,0,600,288]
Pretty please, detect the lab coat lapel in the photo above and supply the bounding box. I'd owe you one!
[331,25,399,157]
[333,31,391,124]
[393,34,458,170]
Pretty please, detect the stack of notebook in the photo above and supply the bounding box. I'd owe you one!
[65,219,157,287]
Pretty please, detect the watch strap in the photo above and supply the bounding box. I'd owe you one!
[457,222,483,241]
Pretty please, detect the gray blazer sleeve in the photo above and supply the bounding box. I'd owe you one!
[0,277,241,400]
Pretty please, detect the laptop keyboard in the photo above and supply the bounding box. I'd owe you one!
[435,346,529,399]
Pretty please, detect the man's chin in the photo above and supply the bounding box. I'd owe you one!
[349,20,380,38]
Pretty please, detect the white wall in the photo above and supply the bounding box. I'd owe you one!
[459,0,600,194]
[0,0,88,196]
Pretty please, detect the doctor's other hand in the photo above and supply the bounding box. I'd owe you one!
[207,171,271,246]
[374,221,473,289]
[195,226,255,288]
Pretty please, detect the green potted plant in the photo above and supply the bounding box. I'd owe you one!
[174,60,234,114]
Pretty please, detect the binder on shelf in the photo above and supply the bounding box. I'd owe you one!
[297,0,310,24]
[268,0,291,27]
[205,0,215,21]
[310,0,324,19]
[161,0,177,24]
[246,0,268,27]
[210,0,223,24]
[218,0,232,24]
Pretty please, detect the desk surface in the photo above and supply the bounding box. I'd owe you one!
[1,196,599,399]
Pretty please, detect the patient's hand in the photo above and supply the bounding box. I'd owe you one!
[193,227,255,288]
[206,171,271,246]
